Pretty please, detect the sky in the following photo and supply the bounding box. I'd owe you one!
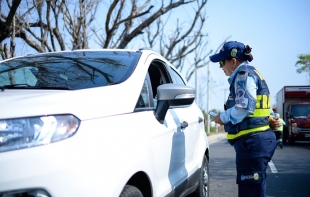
[183,0,310,111]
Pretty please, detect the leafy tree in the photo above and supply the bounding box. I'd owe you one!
[295,54,310,84]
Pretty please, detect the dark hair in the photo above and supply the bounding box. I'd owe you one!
[244,45,253,62]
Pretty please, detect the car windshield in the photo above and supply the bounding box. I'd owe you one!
[0,51,141,90]
[291,104,310,118]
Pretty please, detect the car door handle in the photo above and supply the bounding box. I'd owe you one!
[180,121,188,129]
[198,117,203,123]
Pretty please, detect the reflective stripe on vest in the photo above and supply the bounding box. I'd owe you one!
[248,93,270,121]
[227,125,271,141]
[249,108,270,117]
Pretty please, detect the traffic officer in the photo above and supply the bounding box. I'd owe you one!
[273,112,285,149]
[210,41,279,197]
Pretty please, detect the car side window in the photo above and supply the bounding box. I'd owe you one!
[135,78,151,108]
[147,60,172,107]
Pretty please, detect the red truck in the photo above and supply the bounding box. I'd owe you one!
[275,86,310,144]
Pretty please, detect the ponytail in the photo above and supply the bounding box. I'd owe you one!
[244,45,253,62]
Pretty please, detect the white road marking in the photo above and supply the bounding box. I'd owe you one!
[268,160,278,173]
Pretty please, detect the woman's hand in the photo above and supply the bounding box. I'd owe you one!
[268,116,282,130]
[214,115,224,125]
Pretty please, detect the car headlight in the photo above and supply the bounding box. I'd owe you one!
[0,115,80,153]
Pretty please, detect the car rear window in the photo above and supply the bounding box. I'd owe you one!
[0,51,141,90]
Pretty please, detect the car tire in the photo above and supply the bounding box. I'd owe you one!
[120,185,143,197]
[188,155,210,197]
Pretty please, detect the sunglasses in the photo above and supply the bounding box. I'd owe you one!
[220,60,226,67]
[220,58,232,67]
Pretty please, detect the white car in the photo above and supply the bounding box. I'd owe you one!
[0,49,210,197]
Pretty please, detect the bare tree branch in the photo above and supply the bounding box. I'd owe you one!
[118,0,195,48]
[0,0,21,42]
[186,35,231,81]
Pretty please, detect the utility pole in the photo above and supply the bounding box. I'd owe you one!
[206,63,210,134]
[195,45,198,104]
[193,34,209,133]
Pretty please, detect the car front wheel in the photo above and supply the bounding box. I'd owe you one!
[188,155,210,197]
[120,185,143,197]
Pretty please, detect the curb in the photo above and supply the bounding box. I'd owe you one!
[208,133,226,144]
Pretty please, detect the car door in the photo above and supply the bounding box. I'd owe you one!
[165,62,203,176]
[134,60,183,196]
[138,58,201,195]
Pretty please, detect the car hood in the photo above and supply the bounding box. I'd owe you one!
[0,85,137,120]
[293,118,310,128]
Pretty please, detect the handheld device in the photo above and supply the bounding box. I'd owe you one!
[208,111,218,117]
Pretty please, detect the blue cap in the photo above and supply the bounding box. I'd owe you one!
[209,41,246,62]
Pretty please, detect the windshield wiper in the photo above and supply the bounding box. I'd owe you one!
[2,84,33,88]
[1,84,71,90]
[1,84,32,91]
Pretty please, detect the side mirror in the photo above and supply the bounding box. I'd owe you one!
[154,84,195,124]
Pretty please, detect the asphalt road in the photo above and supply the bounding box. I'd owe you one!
[208,133,310,197]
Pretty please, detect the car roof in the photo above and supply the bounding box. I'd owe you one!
[0,48,163,62]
